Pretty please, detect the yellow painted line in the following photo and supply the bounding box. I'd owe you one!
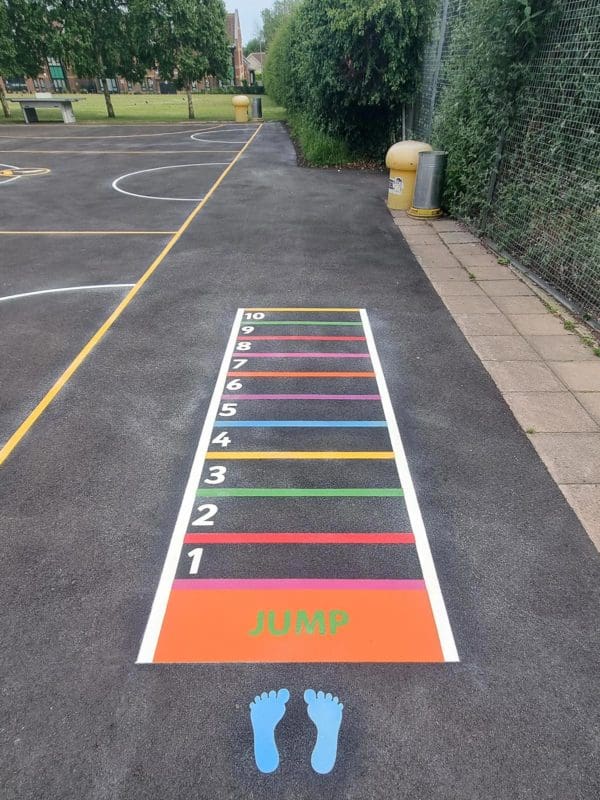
[205,451,395,460]
[245,307,360,312]
[0,150,242,155]
[0,123,263,466]
[0,230,177,235]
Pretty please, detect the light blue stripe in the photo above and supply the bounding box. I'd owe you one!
[213,420,387,428]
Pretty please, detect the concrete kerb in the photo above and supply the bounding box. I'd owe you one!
[390,208,600,550]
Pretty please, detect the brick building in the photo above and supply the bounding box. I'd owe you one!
[227,10,247,85]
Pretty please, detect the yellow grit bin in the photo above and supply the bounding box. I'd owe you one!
[386,140,432,210]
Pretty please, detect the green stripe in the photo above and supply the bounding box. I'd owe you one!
[248,321,363,326]
[196,488,404,497]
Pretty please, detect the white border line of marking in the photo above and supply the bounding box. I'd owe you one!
[112,163,230,202]
[0,284,135,304]
[136,308,245,663]
[361,309,459,662]
[0,162,22,186]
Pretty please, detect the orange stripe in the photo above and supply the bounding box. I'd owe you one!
[227,371,375,378]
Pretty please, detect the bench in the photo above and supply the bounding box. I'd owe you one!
[9,95,84,124]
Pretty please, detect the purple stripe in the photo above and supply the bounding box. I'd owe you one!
[239,352,370,358]
[172,579,426,591]
[222,394,380,400]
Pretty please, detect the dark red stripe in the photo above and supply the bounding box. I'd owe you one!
[183,532,415,544]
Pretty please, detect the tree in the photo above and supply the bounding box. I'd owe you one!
[53,1,146,119]
[0,1,52,118]
[261,1,297,48]
[244,36,264,57]
[132,0,230,120]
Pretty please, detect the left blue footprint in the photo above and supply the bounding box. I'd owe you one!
[249,689,290,773]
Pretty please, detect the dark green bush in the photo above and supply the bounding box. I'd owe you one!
[265,0,434,158]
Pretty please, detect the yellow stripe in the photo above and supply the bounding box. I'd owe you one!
[0,230,177,235]
[0,124,263,467]
[244,307,360,312]
[205,451,394,460]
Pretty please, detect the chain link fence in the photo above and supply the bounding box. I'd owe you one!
[412,0,600,325]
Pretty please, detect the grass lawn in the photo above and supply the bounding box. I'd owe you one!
[0,92,286,124]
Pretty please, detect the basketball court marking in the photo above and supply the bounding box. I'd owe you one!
[111,162,231,201]
[0,150,241,155]
[137,308,459,664]
[0,124,263,466]
[0,284,135,304]
[0,123,230,141]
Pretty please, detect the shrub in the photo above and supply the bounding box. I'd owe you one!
[265,0,434,158]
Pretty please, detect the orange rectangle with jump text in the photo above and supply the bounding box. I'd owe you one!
[153,579,444,663]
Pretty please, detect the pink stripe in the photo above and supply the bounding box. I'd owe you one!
[172,579,426,591]
[238,352,370,358]
[221,394,380,400]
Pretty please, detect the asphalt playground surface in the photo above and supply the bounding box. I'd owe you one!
[1,122,599,799]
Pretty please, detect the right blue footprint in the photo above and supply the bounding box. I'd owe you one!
[304,689,344,774]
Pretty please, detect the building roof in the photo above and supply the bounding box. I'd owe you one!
[226,11,240,45]
[246,52,267,71]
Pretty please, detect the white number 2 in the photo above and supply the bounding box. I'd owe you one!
[204,466,226,485]
[192,504,218,526]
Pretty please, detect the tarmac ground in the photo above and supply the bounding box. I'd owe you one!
[0,122,599,799]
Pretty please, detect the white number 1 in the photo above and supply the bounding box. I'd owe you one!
[187,547,204,575]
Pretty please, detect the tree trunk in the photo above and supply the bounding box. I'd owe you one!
[186,83,195,120]
[102,78,115,119]
[0,85,10,118]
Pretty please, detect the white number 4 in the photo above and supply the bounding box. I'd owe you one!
[211,431,231,448]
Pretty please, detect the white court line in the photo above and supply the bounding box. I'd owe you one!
[112,162,230,202]
[191,128,256,145]
[137,307,244,663]
[0,124,228,141]
[361,309,459,662]
[0,284,135,304]
[0,162,22,186]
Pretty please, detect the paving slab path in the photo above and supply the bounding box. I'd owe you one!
[1,123,599,799]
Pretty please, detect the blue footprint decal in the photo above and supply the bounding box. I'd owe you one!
[304,689,343,774]
[249,689,290,773]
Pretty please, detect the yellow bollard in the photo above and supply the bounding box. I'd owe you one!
[385,140,432,210]
[232,95,250,123]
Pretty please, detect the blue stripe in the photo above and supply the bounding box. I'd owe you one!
[213,420,387,428]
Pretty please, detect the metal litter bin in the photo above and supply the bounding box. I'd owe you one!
[408,151,448,218]
[251,97,263,120]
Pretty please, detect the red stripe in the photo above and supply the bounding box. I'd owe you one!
[183,532,415,544]
[238,336,366,341]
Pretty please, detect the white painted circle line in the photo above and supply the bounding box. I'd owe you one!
[111,162,230,202]
[0,284,135,304]
[190,132,250,144]
[0,162,22,186]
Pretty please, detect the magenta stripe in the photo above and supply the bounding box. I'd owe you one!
[172,579,426,591]
[239,353,370,358]
[222,394,380,400]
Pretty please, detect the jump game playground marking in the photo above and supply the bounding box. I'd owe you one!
[138,308,458,663]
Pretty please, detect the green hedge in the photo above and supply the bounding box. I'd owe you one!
[265,0,435,158]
